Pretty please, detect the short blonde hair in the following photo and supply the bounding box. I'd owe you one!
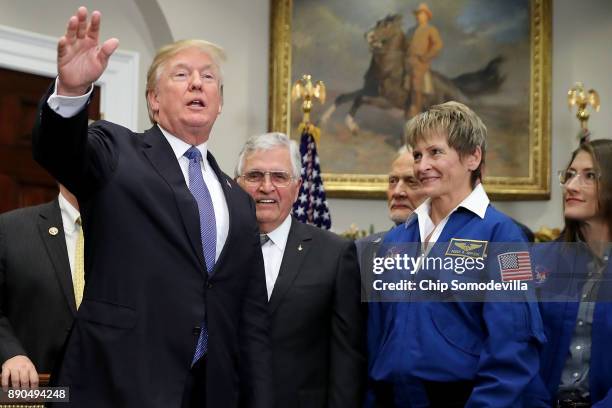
[145,39,226,124]
[405,101,487,185]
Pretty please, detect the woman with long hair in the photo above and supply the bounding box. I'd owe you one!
[534,139,612,407]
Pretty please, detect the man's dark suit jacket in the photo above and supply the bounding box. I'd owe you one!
[32,89,272,408]
[268,217,365,407]
[0,199,75,373]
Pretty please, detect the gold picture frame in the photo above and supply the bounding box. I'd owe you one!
[269,0,551,200]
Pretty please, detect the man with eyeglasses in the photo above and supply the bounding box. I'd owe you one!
[235,132,366,408]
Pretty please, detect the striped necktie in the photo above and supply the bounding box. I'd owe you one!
[184,146,216,364]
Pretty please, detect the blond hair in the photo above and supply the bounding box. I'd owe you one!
[145,39,226,124]
[405,101,487,186]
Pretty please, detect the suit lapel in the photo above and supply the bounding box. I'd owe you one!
[142,126,206,274]
[268,218,313,314]
[38,200,77,315]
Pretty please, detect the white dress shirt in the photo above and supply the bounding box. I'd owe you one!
[47,80,230,259]
[413,183,490,247]
[158,127,229,259]
[58,192,81,278]
[261,215,292,300]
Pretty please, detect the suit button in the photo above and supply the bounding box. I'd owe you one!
[207,282,213,289]
[193,326,201,336]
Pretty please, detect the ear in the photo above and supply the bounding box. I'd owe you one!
[465,146,482,171]
[146,89,159,118]
[292,178,303,203]
[218,85,224,114]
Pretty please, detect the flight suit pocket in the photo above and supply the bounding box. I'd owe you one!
[430,305,482,357]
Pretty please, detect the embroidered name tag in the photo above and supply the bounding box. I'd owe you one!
[445,238,488,258]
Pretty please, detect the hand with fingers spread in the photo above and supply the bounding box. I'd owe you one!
[57,6,119,96]
[1,355,39,390]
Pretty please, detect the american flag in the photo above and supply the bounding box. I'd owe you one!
[292,126,331,229]
[497,251,533,281]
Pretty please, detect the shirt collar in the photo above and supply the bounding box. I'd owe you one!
[158,125,209,165]
[460,183,489,219]
[411,183,489,227]
[58,191,80,231]
[265,215,293,252]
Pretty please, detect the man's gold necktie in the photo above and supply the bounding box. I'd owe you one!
[74,217,85,309]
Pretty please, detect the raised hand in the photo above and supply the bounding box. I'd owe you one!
[57,7,119,96]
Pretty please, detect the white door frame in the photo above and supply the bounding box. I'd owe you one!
[0,24,139,130]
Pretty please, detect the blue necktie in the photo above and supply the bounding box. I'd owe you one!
[184,146,216,364]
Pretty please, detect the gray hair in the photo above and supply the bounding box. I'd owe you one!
[396,144,412,157]
[405,101,487,185]
[235,132,302,179]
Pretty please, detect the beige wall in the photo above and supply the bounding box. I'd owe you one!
[0,0,156,132]
[2,0,610,234]
[155,0,270,175]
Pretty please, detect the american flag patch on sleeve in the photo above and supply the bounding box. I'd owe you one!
[497,251,533,281]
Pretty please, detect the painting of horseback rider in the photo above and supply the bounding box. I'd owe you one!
[321,11,505,135]
[289,0,533,180]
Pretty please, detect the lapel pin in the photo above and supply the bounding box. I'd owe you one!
[226,179,232,188]
[48,227,59,236]
[298,244,303,251]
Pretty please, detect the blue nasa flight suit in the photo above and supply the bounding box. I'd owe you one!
[528,241,612,407]
[367,205,545,407]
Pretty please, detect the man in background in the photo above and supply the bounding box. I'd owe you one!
[236,132,365,407]
[0,185,80,389]
[356,145,427,264]
[387,145,426,225]
[358,145,427,407]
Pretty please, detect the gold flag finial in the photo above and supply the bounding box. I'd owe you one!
[292,74,326,127]
[568,82,600,132]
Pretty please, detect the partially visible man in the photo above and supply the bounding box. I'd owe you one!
[236,132,366,408]
[357,145,427,265]
[387,145,427,225]
[32,7,271,408]
[404,3,443,117]
[359,145,428,407]
[0,185,80,389]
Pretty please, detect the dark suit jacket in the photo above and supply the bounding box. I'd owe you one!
[268,218,365,407]
[0,199,75,373]
[32,88,272,408]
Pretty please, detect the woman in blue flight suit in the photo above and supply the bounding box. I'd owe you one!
[366,101,545,407]
[531,140,612,407]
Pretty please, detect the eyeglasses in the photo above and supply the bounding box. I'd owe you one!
[240,170,295,187]
[558,169,600,187]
